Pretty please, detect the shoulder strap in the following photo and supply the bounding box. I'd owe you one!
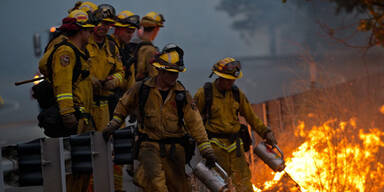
[202,82,213,122]
[138,80,151,127]
[106,35,117,56]
[232,85,240,116]
[44,31,64,53]
[47,40,87,84]
[175,81,187,128]
[232,85,240,103]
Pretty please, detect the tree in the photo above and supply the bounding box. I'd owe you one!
[290,0,384,47]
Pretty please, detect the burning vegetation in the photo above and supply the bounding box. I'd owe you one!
[250,74,384,191]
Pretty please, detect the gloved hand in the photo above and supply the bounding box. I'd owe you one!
[103,77,119,90]
[90,76,102,89]
[61,113,78,132]
[200,146,217,169]
[102,118,121,142]
[265,131,277,146]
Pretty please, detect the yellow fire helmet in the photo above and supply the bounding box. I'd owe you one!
[78,1,98,13]
[68,9,95,28]
[152,43,186,72]
[94,4,116,23]
[210,57,243,80]
[141,11,165,27]
[115,10,140,29]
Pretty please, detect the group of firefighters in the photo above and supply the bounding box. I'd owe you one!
[37,1,278,192]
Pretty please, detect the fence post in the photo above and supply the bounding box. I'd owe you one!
[92,131,114,192]
[42,138,66,192]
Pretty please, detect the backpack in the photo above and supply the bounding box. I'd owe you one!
[33,40,89,137]
[120,42,153,78]
[137,80,196,164]
[202,82,252,152]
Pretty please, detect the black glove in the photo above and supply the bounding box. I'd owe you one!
[265,131,277,146]
[102,119,121,142]
[61,113,78,132]
[200,146,217,169]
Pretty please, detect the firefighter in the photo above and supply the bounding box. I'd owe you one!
[102,44,217,192]
[84,4,126,192]
[87,4,124,131]
[135,12,165,81]
[193,57,278,192]
[112,10,140,91]
[38,9,95,192]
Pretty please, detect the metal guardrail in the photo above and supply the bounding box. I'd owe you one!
[0,131,120,192]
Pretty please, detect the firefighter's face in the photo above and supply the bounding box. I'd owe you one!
[94,21,112,37]
[117,27,135,44]
[217,77,235,91]
[159,70,179,87]
[81,28,93,44]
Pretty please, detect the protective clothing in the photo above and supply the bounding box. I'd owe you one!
[39,42,92,123]
[102,118,121,141]
[200,147,217,169]
[62,112,78,130]
[110,35,136,91]
[78,1,98,13]
[68,9,96,28]
[135,40,158,80]
[210,57,243,80]
[141,12,165,27]
[115,10,139,28]
[87,34,124,131]
[94,4,116,23]
[265,131,277,145]
[43,9,94,56]
[111,77,213,191]
[152,44,186,73]
[39,39,93,192]
[194,80,271,192]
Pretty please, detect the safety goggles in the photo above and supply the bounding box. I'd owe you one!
[218,61,241,77]
[155,57,185,72]
[117,15,140,28]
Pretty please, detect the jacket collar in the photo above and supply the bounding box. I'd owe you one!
[144,76,185,91]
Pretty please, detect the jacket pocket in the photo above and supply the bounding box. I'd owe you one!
[144,111,159,131]
[164,113,182,134]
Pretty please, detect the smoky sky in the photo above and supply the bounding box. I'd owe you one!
[1,0,383,123]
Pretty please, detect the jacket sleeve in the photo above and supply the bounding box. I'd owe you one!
[52,47,76,115]
[112,82,140,123]
[110,44,125,86]
[239,90,269,138]
[184,91,211,151]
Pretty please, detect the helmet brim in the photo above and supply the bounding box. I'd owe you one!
[152,62,186,72]
[213,70,243,80]
[81,23,95,28]
[102,18,115,23]
[114,22,136,28]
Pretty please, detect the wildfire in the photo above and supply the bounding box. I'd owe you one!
[252,117,384,191]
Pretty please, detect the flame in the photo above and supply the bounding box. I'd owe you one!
[33,74,44,85]
[252,117,384,192]
[380,105,384,115]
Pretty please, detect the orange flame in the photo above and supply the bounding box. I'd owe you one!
[253,117,384,192]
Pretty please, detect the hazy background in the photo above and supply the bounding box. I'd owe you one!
[1,0,384,145]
